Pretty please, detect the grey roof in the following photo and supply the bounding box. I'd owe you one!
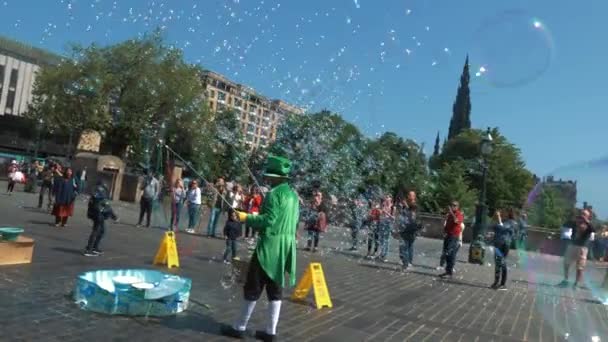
[0,35,63,66]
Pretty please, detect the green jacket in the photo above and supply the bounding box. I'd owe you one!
[246,182,300,287]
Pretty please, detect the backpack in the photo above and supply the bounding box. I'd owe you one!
[87,196,99,220]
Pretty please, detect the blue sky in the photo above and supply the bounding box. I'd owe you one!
[2,0,607,212]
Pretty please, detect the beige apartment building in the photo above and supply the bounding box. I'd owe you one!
[201,70,304,149]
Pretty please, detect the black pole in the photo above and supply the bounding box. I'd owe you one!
[67,129,73,160]
[468,161,488,264]
[33,121,42,162]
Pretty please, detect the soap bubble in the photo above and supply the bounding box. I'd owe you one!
[521,157,608,340]
[471,9,554,88]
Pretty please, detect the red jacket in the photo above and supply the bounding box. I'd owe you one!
[444,210,464,237]
[247,194,262,214]
[370,208,380,222]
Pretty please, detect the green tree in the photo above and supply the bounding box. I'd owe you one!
[528,187,569,229]
[207,109,249,182]
[431,128,534,214]
[27,31,210,166]
[270,111,367,199]
[431,160,478,218]
[448,56,472,140]
[363,132,430,200]
[27,48,111,141]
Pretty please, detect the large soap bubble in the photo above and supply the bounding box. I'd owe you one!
[471,9,555,88]
[520,157,608,340]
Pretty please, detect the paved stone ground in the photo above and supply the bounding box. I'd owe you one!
[1,183,608,341]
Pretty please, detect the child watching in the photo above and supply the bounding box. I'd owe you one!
[223,210,242,264]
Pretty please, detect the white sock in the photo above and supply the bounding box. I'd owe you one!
[234,300,256,331]
[265,300,282,335]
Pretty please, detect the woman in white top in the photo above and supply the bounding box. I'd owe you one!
[186,180,202,232]
[229,184,244,210]
[170,179,186,231]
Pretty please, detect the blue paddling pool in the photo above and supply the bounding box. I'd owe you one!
[74,269,192,316]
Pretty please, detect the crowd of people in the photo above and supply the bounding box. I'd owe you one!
[5,154,608,340]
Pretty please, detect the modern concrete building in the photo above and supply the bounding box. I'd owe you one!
[0,36,62,116]
[201,70,304,149]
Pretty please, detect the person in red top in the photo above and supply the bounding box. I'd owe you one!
[244,186,263,238]
[439,201,464,278]
[366,200,381,258]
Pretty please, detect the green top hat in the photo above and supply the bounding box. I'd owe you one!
[263,155,292,178]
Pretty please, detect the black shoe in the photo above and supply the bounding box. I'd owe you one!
[255,330,277,342]
[438,273,452,279]
[92,249,104,255]
[349,246,357,251]
[220,324,245,339]
[558,280,569,288]
[490,282,499,289]
[304,247,311,252]
[83,250,97,257]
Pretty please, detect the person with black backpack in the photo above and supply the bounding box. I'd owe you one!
[83,181,118,256]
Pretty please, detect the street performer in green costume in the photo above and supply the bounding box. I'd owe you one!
[221,155,300,342]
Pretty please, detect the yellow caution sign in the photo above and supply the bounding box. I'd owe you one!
[291,262,332,309]
[153,231,180,268]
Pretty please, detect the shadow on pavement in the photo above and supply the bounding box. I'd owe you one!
[441,278,493,290]
[27,219,55,227]
[513,279,562,288]
[52,246,84,255]
[153,311,224,337]
[21,206,44,213]
[330,249,367,260]
[358,262,439,279]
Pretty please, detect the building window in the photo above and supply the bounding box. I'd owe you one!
[260,138,267,146]
[209,89,216,98]
[209,101,214,109]
[247,123,255,133]
[0,65,4,94]
[218,91,226,102]
[234,98,243,109]
[249,105,257,113]
[9,68,18,89]
[5,91,15,114]
[246,135,254,142]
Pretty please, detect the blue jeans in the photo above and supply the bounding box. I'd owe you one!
[187,203,200,229]
[86,218,105,251]
[379,221,392,258]
[223,239,238,260]
[444,236,460,275]
[207,208,221,236]
[351,221,363,248]
[307,230,321,249]
[399,237,415,266]
[170,202,183,230]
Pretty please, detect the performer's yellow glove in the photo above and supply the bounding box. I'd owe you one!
[236,211,248,222]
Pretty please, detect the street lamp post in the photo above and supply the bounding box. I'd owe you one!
[468,127,493,264]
